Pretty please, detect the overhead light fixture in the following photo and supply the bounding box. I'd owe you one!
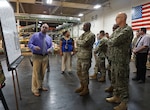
[46,0,53,4]
[69,17,73,20]
[38,24,41,28]
[39,21,42,23]
[77,18,81,21]
[78,13,84,17]
[94,4,101,9]
[43,11,47,13]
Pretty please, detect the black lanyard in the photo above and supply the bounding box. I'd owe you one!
[135,37,142,47]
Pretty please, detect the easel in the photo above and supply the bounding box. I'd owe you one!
[0,0,25,109]
[0,60,9,110]
[0,83,9,110]
[9,56,24,110]
[10,69,21,110]
[1,57,23,110]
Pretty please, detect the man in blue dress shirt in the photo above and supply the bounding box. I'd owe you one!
[28,23,52,96]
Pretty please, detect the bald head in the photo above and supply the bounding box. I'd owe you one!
[83,22,91,32]
[116,12,127,27]
[119,12,127,20]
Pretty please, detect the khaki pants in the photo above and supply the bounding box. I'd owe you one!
[32,54,48,93]
[61,52,72,72]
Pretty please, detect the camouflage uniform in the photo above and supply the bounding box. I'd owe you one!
[108,24,133,102]
[94,36,108,78]
[107,36,116,89]
[77,31,95,86]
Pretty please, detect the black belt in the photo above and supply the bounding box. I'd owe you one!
[137,52,148,54]
[33,53,48,56]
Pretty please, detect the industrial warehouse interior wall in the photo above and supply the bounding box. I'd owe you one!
[72,0,150,38]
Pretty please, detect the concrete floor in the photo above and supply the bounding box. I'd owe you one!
[0,54,150,110]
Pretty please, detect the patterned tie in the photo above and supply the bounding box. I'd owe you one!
[42,37,46,55]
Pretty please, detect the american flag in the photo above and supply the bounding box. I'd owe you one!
[132,2,150,30]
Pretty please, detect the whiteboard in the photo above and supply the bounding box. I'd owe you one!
[0,0,21,68]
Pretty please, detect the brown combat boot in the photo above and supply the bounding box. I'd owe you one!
[106,96,121,103]
[89,73,97,79]
[75,82,84,93]
[98,76,105,82]
[114,102,127,110]
[79,85,89,96]
[105,86,113,92]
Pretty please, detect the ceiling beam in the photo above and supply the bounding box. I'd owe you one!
[19,3,25,13]
[9,0,35,4]
[51,7,59,14]
[61,2,93,9]
[51,0,66,14]
[9,0,94,10]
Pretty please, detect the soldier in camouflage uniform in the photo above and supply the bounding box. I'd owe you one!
[75,22,95,96]
[106,13,133,110]
[105,24,119,92]
[94,30,108,82]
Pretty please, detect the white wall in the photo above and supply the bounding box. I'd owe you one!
[72,0,150,37]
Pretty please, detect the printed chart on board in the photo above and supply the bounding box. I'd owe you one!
[0,0,21,67]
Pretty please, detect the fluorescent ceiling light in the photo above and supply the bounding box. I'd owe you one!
[39,21,42,23]
[69,17,73,20]
[78,13,84,17]
[94,4,101,9]
[43,11,47,13]
[46,0,53,4]
[77,18,81,21]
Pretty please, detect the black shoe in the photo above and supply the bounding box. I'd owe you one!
[61,71,65,74]
[132,77,138,81]
[147,75,150,77]
[138,80,145,84]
